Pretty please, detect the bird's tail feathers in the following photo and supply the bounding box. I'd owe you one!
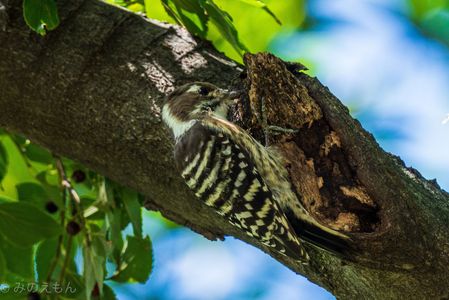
[286,211,352,257]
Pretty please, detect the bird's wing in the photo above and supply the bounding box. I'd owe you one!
[174,120,309,262]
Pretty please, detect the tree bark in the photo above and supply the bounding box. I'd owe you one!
[1,0,449,298]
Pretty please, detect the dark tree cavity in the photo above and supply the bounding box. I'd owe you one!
[1,0,449,298]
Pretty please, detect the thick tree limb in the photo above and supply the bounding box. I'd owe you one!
[1,0,449,298]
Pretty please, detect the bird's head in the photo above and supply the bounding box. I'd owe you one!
[162,82,240,139]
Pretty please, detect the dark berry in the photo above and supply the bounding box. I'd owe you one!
[71,170,86,183]
[91,283,100,297]
[45,201,58,214]
[66,221,81,236]
[27,292,40,300]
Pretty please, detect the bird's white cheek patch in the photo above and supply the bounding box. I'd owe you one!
[186,84,201,93]
[162,105,196,139]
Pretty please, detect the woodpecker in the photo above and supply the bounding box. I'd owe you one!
[162,82,349,262]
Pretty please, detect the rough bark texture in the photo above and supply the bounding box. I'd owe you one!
[1,0,449,298]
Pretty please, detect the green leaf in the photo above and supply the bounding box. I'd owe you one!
[83,236,106,300]
[0,286,29,299]
[160,0,184,25]
[0,202,62,247]
[261,7,281,26]
[144,0,177,24]
[237,0,265,7]
[161,0,208,37]
[121,188,142,237]
[23,0,60,35]
[16,182,49,208]
[203,0,248,54]
[103,284,118,300]
[0,247,6,282]
[236,0,282,24]
[119,208,131,230]
[22,143,54,165]
[0,136,35,199]
[63,270,85,298]
[0,196,15,203]
[177,9,208,37]
[97,178,114,207]
[111,235,153,283]
[420,9,449,45]
[0,142,7,184]
[174,0,204,13]
[35,237,58,282]
[0,234,34,280]
[35,169,60,188]
[99,179,125,262]
[409,0,449,20]
[106,209,124,263]
[36,238,81,296]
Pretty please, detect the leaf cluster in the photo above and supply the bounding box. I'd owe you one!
[22,0,293,60]
[408,0,449,46]
[0,133,153,300]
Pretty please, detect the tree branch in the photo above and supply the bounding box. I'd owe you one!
[1,0,448,298]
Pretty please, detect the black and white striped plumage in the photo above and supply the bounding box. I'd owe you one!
[162,82,349,262]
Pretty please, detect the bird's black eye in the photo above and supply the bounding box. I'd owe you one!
[198,86,210,96]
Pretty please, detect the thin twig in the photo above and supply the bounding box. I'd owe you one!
[46,169,67,283]
[58,235,73,284]
[54,156,92,282]
[46,235,63,283]
[55,158,80,204]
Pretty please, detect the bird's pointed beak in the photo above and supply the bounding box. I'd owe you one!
[218,89,243,105]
